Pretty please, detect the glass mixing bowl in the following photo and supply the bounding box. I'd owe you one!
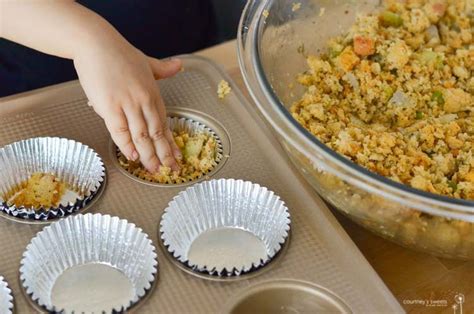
[238,0,474,259]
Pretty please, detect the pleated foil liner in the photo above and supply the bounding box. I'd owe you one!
[20,213,158,313]
[116,115,224,186]
[0,137,105,220]
[160,179,291,277]
[0,276,13,314]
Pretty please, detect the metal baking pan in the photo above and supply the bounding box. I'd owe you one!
[0,55,403,313]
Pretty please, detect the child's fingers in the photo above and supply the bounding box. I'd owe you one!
[123,105,161,173]
[103,107,138,162]
[154,91,182,161]
[141,101,179,171]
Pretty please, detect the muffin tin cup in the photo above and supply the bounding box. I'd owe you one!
[0,137,106,221]
[20,213,158,313]
[160,178,291,277]
[224,279,352,314]
[113,107,231,187]
[0,276,13,314]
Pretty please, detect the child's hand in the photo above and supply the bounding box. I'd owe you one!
[2,1,182,172]
[73,41,182,173]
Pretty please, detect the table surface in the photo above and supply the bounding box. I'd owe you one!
[197,40,474,314]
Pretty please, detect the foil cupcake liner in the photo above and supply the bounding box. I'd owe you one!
[160,179,291,276]
[20,213,158,313]
[117,115,224,185]
[0,137,105,220]
[0,276,13,314]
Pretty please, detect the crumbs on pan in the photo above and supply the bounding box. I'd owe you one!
[217,80,232,99]
[292,2,302,12]
[118,131,218,184]
[263,9,270,18]
[291,0,474,199]
[6,173,67,209]
[319,7,326,17]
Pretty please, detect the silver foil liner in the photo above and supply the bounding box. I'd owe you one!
[0,276,13,314]
[0,137,105,220]
[20,213,158,313]
[160,179,291,276]
[117,116,223,185]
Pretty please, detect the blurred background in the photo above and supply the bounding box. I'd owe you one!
[0,0,247,96]
[211,0,247,44]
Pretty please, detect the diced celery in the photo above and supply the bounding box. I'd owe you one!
[328,42,344,59]
[184,137,204,160]
[418,51,444,69]
[329,47,343,59]
[448,180,458,192]
[416,111,423,119]
[384,86,394,100]
[380,11,403,27]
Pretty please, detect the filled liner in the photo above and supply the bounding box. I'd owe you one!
[117,116,223,185]
[0,137,105,220]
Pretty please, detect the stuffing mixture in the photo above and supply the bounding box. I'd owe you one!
[291,0,473,199]
[6,173,67,209]
[118,131,218,184]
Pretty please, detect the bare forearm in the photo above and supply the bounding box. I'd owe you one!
[0,0,129,60]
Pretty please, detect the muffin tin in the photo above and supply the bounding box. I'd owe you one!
[0,55,402,313]
[223,279,352,314]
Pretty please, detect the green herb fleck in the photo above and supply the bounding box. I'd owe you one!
[431,90,445,105]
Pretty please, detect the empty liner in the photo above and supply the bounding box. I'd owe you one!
[160,179,291,276]
[20,213,158,313]
[0,137,105,220]
[0,276,13,314]
[117,116,223,185]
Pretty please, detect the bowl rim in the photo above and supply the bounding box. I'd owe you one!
[237,0,474,214]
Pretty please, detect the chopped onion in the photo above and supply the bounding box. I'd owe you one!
[389,90,410,106]
[426,25,440,42]
[343,72,360,90]
[438,114,458,124]
[350,115,366,127]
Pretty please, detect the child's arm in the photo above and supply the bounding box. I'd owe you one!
[1,1,182,172]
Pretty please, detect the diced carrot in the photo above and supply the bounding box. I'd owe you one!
[432,3,446,16]
[337,47,360,71]
[354,35,376,57]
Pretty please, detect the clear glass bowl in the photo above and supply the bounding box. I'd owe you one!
[237,0,474,259]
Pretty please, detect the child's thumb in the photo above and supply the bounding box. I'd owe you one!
[148,57,182,79]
